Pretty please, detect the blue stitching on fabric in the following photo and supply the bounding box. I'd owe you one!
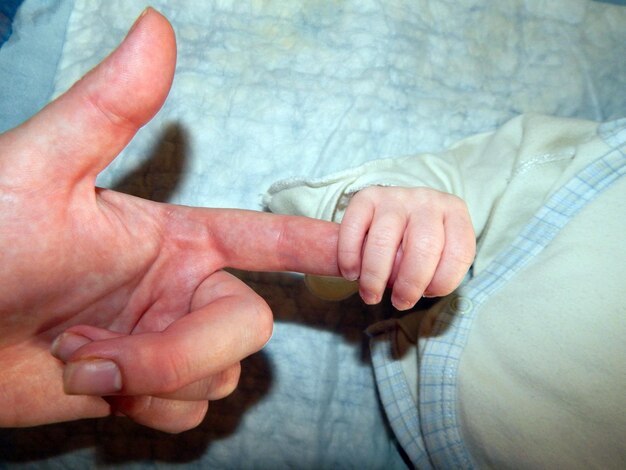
[370,118,626,469]
[419,133,626,469]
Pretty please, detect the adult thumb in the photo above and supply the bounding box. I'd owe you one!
[0,8,176,186]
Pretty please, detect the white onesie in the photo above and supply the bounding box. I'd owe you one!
[265,114,626,469]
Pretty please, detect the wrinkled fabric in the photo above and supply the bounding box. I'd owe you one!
[0,1,625,468]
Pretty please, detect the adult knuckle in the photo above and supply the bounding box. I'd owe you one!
[157,345,192,394]
[84,89,139,131]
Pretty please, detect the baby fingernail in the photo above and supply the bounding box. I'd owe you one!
[360,289,380,305]
[64,359,122,395]
[51,332,91,362]
[392,297,412,311]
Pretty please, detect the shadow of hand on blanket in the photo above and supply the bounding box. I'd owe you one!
[0,128,426,466]
[231,270,431,362]
[111,122,188,202]
[0,124,277,465]
[0,352,273,464]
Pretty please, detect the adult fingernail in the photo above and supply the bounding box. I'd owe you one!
[127,7,151,36]
[64,359,122,395]
[51,332,91,362]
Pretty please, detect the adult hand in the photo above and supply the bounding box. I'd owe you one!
[0,8,339,432]
[338,186,475,311]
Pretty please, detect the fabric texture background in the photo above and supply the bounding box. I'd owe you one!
[0,1,625,468]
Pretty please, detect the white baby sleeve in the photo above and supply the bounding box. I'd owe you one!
[265,114,594,237]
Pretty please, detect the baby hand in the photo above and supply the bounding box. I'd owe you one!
[338,186,475,310]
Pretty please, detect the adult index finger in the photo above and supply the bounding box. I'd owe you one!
[166,206,342,276]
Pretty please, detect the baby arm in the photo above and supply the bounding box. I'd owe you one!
[266,115,580,307]
[339,186,475,310]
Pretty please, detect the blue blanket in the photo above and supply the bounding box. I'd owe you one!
[1,1,625,468]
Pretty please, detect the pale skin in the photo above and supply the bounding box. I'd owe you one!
[339,186,475,311]
[0,9,341,433]
[0,9,474,434]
